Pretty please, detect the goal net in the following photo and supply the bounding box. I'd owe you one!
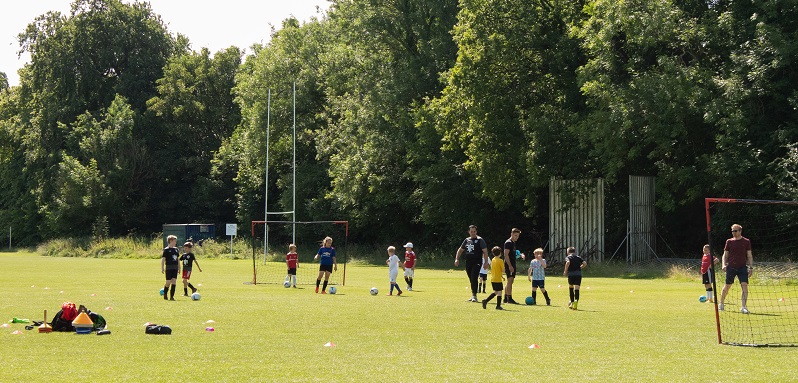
[250,220,348,286]
[706,198,798,346]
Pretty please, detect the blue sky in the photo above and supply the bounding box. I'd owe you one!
[1,0,329,86]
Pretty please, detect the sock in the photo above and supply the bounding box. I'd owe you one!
[188,283,195,292]
[292,275,296,286]
[532,291,537,301]
[322,280,328,291]
[170,284,176,299]
[163,285,168,299]
[184,287,188,296]
[543,291,550,302]
[390,284,394,294]
[285,275,290,283]
[409,278,413,288]
[575,289,580,301]
[485,292,496,303]
[404,277,410,286]
[497,295,502,308]
[316,279,321,288]
[569,287,574,302]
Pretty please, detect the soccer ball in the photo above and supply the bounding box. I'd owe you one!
[329,286,337,294]
[191,292,201,301]
[159,288,164,296]
[699,295,707,303]
[283,281,291,288]
[370,287,378,296]
[525,296,535,305]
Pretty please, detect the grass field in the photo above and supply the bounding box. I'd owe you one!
[1,251,796,382]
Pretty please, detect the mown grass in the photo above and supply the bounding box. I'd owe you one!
[1,251,796,382]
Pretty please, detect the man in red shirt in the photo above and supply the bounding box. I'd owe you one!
[719,224,754,314]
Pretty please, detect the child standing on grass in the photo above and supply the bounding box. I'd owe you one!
[387,246,404,296]
[161,235,180,301]
[701,244,719,303]
[403,242,416,291]
[314,237,337,294]
[563,247,587,310]
[478,256,490,293]
[527,248,550,305]
[286,244,299,288]
[481,246,505,310]
[180,242,202,297]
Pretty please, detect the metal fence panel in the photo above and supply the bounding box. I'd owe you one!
[549,178,605,262]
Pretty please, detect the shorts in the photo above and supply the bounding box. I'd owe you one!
[701,272,713,285]
[389,270,399,283]
[165,269,178,280]
[319,264,333,273]
[404,268,414,278]
[288,267,297,276]
[181,270,192,280]
[479,272,488,280]
[505,259,517,278]
[532,280,545,289]
[567,275,582,286]
[491,282,503,292]
[725,266,749,285]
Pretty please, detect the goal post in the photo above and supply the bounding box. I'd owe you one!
[250,220,349,286]
[705,198,798,347]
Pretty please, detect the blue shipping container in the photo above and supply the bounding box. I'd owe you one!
[162,224,216,248]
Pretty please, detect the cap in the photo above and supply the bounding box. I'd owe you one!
[403,242,413,249]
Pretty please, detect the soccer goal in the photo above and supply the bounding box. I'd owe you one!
[705,198,798,346]
[250,220,349,286]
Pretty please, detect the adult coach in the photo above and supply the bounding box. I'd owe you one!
[455,225,489,302]
[502,228,521,304]
[719,224,753,314]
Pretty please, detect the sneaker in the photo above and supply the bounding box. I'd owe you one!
[321,290,327,294]
[482,299,488,309]
[496,306,504,310]
[315,287,319,293]
[467,297,478,302]
[292,285,297,288]
[408,287,413,291]
[387,293,393,296]
[508,298,520,305]
[182,294,189,297]
[572,301,578,310]
[546,300,551,306]
[397,291,403,296]
[568,301,573,309]
[718,303,724,311]
[741,307,750,314]
[169,298,175,301]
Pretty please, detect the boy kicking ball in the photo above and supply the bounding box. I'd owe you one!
[180,242,202,297]
[387,246,404,296]
[482,246,505,310]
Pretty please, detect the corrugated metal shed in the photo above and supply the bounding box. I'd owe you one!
[549,178,604,262]
[628,176,656,263]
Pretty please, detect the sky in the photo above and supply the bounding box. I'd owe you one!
[1,0,330,87]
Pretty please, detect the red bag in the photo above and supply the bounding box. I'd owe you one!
[60,302,78,321]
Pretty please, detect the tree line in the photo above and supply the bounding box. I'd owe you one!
[1,0,797,253]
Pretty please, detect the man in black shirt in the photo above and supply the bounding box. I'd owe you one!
[455,225,490,302]
[502,228,521,304]
[161,235,181,301]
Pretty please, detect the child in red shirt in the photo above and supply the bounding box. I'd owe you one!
[403,242,416,291]
[285,244,299,288]
[700,244,719,303]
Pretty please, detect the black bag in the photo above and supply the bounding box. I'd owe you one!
[87,311,107,330]
[145,324,172,335]
[50,309,75,332]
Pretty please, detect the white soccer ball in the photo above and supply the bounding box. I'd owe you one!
[191,292,201,301]
[283,281,291,288]
[329,286,337,294]
[370,287,378,296]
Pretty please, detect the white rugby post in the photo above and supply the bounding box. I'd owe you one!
[226,223,237,257]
